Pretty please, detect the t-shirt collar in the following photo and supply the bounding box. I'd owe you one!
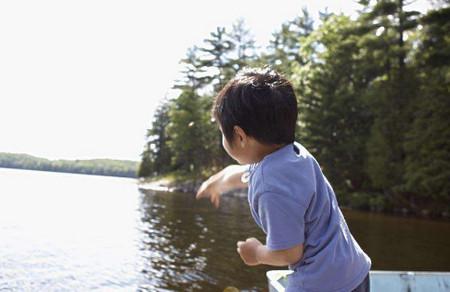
[247,142,294,177]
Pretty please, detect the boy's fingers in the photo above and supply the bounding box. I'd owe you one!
[195,191,202,199]
[237,241,244,248]
[197,187,219,208]
[196,186,207,199]
[207,193,218,208]
[214,195,220,208]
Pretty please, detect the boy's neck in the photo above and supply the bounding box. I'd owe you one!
[251,142,288,163]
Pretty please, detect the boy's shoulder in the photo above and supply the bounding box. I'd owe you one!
[261,142,315,176]
[249,142,317,205]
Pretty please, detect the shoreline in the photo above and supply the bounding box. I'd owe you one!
[138,177,449,221]
[137,177,248,197]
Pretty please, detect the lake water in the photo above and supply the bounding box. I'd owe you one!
[0,168,449,291]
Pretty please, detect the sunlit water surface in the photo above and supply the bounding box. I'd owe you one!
[1,168,449,291]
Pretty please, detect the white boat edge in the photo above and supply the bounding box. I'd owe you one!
[267,270,450,292]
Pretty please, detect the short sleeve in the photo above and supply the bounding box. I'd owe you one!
[258,192,306,251]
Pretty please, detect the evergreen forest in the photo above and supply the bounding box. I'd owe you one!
[139,1,450,216]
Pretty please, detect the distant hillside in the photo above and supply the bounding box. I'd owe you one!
[0,152,139,178]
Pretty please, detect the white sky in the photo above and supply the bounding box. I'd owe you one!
[0,0,431,161]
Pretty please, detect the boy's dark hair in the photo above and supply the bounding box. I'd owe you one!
[213,67,298,145]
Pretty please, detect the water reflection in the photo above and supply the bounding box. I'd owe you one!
[0,168,141,292]
[136,189,450,291]
[1,169,449,292]
[344,210,450,271]
[137,189,269,292]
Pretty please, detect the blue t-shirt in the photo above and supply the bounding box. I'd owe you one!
[247,142,371,292]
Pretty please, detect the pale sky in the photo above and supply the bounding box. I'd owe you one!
[0,1,430,162]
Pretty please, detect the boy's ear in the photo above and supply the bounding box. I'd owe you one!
[233,126,247,147]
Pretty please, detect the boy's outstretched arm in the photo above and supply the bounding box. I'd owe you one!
[237,237,303,267]
[196,165,248,208]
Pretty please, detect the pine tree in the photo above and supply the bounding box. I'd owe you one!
[166,89,207,175]
[197,27,235,92]
[175,46,210,91]
[403,6,450,213]
[293,15,373,194]
[357,0,421,191]
[228,18,258,71]
[138,100,173,177]
[264,8,314,76]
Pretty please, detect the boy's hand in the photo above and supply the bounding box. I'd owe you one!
[237,237,262,266]
[196,176,221,208]
[196,165,248,208]
[237,239,304,267]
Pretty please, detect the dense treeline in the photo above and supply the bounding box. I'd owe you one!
[139,1,450,216]
[0,153,138,178]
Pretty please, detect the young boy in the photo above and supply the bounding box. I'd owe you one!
[196,68,371,291]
